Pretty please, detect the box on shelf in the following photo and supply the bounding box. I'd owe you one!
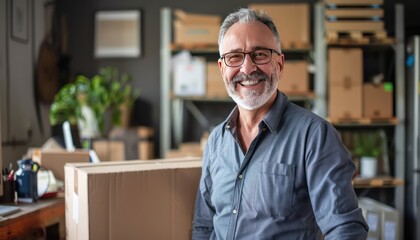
[278,60,309,93]
[249,3,310,49]
[328,48,363,119]
[363,83,393,118]
[174,9,220,24]
[32,149,90,181]
[173,9,220,45]
[174,57,206,96]
[358,197,399,240]
[65,158,202,240]
[206,62,228,98]
[329,83,363,120]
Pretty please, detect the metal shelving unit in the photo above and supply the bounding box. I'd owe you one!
[314,3,405,238]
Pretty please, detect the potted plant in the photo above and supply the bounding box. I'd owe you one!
[353,131,383,178]
[98,67,140,128]
[49,67,139,138]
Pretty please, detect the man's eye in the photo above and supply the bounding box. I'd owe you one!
[253,51,269,59]
[227,54,243,61]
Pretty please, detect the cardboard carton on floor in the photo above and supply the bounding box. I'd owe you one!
[65,158,202,240]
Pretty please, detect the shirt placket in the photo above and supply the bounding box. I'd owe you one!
[225,125,267,240]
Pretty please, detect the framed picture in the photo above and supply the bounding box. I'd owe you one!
[11,0,29,43]
[94,10,142,58]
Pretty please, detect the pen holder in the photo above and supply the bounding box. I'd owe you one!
[0,179,16,203]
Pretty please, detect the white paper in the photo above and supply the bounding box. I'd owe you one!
[73,193,79,223]
[384,221,396,240]
[174,57,206,96]
[367,213,379,231]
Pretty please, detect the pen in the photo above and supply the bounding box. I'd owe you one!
[8,170,14,182]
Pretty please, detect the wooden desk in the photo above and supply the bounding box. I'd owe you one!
[0,197,65,239]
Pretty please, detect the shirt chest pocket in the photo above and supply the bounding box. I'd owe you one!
[252,162,295,218]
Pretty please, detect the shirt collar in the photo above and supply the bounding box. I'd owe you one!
[223,91,288,133]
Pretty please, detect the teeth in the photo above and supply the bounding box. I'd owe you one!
[240,80,260,86]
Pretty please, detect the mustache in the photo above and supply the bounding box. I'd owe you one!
[232,71,270,84]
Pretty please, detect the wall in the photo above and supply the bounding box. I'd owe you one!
[0,0,49,168]
[0,0,418,165]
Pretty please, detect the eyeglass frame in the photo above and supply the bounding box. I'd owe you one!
[220,48,281,67]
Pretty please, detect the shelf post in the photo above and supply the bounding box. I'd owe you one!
[160,8,172,157]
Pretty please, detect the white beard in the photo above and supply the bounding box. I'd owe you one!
[225,71,279,110]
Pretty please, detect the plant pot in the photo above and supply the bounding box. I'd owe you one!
[119,102,132,128]
[360,156,378,178]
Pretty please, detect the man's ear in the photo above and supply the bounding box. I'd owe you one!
[218,58,224,75]
[278,53,285,74]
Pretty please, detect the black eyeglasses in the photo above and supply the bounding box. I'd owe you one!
[220,48,280,67]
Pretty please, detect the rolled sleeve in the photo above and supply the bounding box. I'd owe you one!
[306,121,368,239]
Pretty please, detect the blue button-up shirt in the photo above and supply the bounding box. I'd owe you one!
[192,92,368,240]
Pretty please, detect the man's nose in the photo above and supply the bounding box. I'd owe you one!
[240,54,257,75]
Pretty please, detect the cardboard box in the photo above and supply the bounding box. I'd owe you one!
[174,57,206,96]
[174,9,221,24]
[32,149,90,181]
[328,48,363,85]
[363,83,393,118]
[206,62,229,98]
[278,60,309,93]
[249,3,310,48]
[174,21,220,45]
[138,141,154,160]
[92,140,125,161]
[328,48,363,119]
[173,10,220,45]
[358,197,399,240]
[329,83,363,119]
[65,158,202,240]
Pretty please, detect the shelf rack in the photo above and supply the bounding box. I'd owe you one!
[314,2,405,239]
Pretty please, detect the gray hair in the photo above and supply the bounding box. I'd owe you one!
[218,8,281,55]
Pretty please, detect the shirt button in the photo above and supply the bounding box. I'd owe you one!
[238,175,243,179]
[232,209,237,214]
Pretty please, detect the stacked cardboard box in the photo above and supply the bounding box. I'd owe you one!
[249,3,310,49]
[173,9,221,45]
[328,48,363,120]
[65,158,202,240]
[358,197,399,240]
[363,83,393,118]
[278,60,309,94]
[206,62,228,98]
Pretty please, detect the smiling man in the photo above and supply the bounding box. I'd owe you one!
[192,8,368,240]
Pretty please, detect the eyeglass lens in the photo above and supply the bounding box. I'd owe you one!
[223,49,273,67]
